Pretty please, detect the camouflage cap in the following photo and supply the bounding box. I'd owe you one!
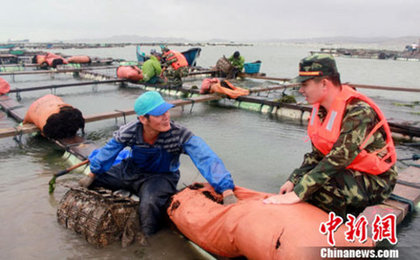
[292,54,339,83]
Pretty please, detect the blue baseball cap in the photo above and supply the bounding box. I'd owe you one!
[134,91,174,116]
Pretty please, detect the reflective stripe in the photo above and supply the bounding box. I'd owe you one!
[299,71,323,76]
[326,110,337,131]
[310,107,317,125]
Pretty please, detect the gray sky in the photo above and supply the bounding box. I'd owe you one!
[1,0,419,42]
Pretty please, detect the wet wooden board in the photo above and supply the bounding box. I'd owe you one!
[397,166,420,185]
[54,136,96,161]
[0,95,25,120]
[361,163,420,240]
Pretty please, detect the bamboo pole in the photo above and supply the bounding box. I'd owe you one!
[350,83,420,93]
[0,66,119,76]
[0,69,82,76]
[8,79,127,93]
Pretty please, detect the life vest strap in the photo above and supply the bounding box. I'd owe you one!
[359,119,385,150]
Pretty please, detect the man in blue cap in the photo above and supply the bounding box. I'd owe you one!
[79,91,237,239]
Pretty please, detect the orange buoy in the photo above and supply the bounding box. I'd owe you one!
[23,94,84,139]
[0,77,10,95]
[168,183,374,259]
[67,56,91,64]
[116,66,143,82]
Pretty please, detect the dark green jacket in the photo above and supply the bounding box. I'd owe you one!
[228,55,245,71]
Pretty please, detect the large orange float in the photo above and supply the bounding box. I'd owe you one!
[116,66,143,82]
[168,183,373,259]
[23,94,84,139]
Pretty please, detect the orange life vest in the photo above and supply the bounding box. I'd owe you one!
[200,78,249,99]
[307,85,396,175]
[67,55,91,64]
[163,50,188,70]
[45,52,68,67]
[34,55,46,65]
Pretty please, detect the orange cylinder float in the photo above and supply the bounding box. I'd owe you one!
[116,66,143,82]
[23,94,84,139]
[168,183,374,259]
[67,56,91,64]
[0,77,10,95]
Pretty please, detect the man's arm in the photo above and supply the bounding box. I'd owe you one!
[89,138,125,174]
[183,136,235,194]
[288,147,322,185]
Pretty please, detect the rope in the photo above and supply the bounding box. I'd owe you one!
[389,193,415,213]
[396,179,420,189]
[13,126,23,146]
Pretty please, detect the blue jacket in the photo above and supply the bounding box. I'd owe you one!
[89,120,234,193]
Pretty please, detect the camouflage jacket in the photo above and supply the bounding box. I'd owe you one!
[288,99,398,201]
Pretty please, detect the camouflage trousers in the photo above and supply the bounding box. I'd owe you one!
[306,167,397,218]
[163,66,189,87]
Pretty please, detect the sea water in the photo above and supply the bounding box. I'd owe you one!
[0,43,419,259]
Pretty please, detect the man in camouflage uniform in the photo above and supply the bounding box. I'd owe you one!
[161,46,189,87]
[263,54,397,218]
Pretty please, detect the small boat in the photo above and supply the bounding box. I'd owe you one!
[181,47,201,67]
[0,44,15,49]
[136,45,146,63]
[136,46,201,66]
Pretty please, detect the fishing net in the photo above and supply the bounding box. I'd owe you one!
[42,106,85,139]
[23,94,85,140]
[215,56,233,75]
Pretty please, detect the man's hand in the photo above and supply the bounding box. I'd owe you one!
[222,189,237,205]
[78,172,95,188]
[263,191,301,205]
[279,180,294,194]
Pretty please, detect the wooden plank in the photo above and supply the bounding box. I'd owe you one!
[240,73,420,93]
[9,79,126,93]
[0,95,22,109]
[53,136,97,161]
[0,69,81,76]
[0,124,39,138]
[0,95,25,121]
[382,199,410,223]
[0,65,119,76]
[361,203,404,239]
[392,183,420,205]
[239,73,291,82]
[397,166,420,185]
[352,83,420,93]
